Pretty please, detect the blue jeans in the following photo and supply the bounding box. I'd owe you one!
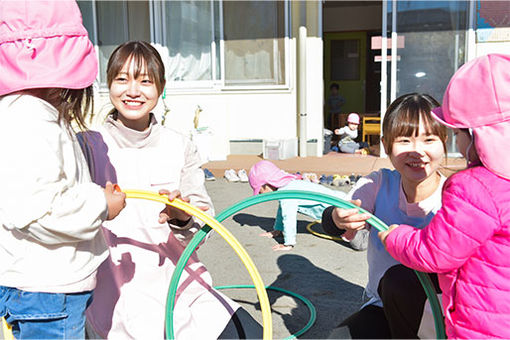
[0,286,92,339]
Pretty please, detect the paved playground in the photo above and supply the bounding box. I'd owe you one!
[198,180,369,339]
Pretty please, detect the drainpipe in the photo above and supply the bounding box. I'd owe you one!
[298,25,307,157]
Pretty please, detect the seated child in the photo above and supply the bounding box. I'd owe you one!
[334,113,369,154]
[248,160,368,251]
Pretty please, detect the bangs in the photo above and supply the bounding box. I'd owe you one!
[128,51,155,82]
[390,109,444,138]
[382,93,447,155]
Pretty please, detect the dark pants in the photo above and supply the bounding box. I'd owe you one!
[218,307,263,339]
[340,265,441,339]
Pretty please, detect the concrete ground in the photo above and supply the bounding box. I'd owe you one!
[198,180,368,339]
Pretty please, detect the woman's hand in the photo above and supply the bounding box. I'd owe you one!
[332,199,370,230]
[330,199,371,241]
[158,189,208,225]
[378,224,400,248]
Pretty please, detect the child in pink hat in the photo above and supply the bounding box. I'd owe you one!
[248,160,368,251]
[334,113,369,154]
[0,1,126,338]
[380,54,510,339]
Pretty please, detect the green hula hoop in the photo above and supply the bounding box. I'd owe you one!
[215,285,316,340]
[166,190,446,339]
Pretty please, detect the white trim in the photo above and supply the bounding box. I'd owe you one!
[219,0,226,87]
[380,0,388,158]
[210,0,217,82]
[467,0,476,61]
[390,0,397,103]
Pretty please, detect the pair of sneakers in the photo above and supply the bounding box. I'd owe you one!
[224,169,249,182]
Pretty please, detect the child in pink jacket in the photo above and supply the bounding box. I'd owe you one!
[380,54,510,338]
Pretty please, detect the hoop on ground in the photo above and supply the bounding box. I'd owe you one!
[306,220,345,242]
[215,285,316,340]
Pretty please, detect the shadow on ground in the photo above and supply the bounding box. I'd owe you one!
[264,254,364,338]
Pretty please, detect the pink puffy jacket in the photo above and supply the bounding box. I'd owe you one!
[386,166,510,339]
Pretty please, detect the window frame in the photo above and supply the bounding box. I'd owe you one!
[86,0,291,92]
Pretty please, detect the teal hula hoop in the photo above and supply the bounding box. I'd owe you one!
[165,190,446,339]
[215,285,316,340]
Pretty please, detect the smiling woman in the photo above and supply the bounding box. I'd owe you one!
[106,41,165,131]
[321,93,448,339]
[80,41,263,340]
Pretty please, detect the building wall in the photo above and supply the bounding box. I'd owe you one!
[90,1,325,161]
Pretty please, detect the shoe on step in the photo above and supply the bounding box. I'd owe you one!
[224,169,240,182]
[203,168,216,181]
[237,169,249,182]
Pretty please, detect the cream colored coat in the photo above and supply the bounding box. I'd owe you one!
[0,94,108,293]
[84,116,239,339]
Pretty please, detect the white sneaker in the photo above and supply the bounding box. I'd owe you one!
[237,169,249,182]
[224,169,240,182]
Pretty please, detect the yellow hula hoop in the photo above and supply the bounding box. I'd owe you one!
[1,317,13,340]
[306,220,345,242]
[122,189,272,339]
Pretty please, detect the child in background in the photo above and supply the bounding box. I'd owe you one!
[0,1,126,338]
[248,160,368,251]
[328,83,346,117]
[334,113,369,154]
[82,41,262,339]
[380,54,510,339]
[322,93,447,338]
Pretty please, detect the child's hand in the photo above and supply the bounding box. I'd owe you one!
[378,224,400,248]
[104,181,126,220]
[334,128,340,135]
[158,189,209,225]
[332,199,370,232]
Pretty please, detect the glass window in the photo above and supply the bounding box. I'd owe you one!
[78,0,288,89]
[388,1,469,155]
[223,1,286,86]
[163,1,215,83]
[390,1,468,102]
[78,1,150,87]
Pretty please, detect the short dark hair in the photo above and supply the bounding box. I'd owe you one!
[382,93,447,155]
[329,83,339,90]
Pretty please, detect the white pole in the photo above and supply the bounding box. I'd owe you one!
[380,0,388,158]
[298,25,307,157]
[467,0,476,61]
[390,0,397,103]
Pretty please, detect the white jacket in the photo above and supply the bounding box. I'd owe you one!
[0,94,108,293]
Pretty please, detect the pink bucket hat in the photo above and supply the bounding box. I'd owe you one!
[0,0,98,96]
[431,54,510,179]
[248,160,301,195]
[347,113,360,125]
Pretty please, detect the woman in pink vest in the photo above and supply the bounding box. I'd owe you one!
[81,41,262,339]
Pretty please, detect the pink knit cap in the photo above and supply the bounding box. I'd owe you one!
[347,113,360,125]
[248,160,301,195]
[431,54,510,179]
[0,0,98,96]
